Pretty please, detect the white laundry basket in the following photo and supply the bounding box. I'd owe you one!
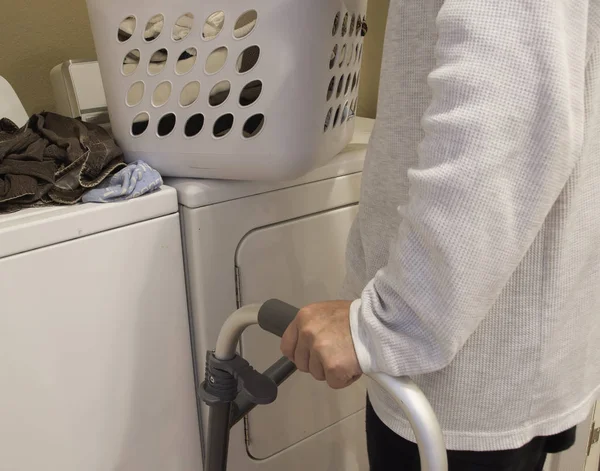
[86,0,368,180]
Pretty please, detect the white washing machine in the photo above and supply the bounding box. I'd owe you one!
[167,117,374,470]
[0,78,202,470]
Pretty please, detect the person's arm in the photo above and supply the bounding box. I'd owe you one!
[351,0,586,377]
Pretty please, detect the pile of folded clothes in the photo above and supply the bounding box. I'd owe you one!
[0,112,162,212]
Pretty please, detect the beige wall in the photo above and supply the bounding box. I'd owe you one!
[0,0,387,117]
[0,0,97,114]
[358,0,389,118]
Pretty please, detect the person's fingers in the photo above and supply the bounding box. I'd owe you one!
[280,320,299,360]
[326,373,359,390]
[309,352,326,381]
[325,373,347,389]
[323,356,361,390]
[294,338,311,372]
[293,308,317,373]
[339,375,361,390]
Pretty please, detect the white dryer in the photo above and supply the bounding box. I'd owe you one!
[0,79,201,471]
[168,117,374,470]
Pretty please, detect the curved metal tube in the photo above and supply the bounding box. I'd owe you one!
[214,304,261,360]
[213,305,448,470]
[370,373,448,471]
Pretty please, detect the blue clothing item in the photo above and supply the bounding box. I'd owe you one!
[82,160,162,203]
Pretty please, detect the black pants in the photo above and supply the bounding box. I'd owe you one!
[366,398,576,471]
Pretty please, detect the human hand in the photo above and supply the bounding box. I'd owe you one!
[280,300,362,389]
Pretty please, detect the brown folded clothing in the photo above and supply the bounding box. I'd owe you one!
[0,112,126,210]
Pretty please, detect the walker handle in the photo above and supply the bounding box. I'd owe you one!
[257,299,299,337]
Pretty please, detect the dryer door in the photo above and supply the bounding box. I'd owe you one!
[236,205,367,462]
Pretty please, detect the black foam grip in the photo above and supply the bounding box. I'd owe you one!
[257,299,299,338]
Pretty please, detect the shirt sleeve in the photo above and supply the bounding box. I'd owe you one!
[350,0,586,376]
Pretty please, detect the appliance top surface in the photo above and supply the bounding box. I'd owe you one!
[166,117,374,209]
[0,186,178,259]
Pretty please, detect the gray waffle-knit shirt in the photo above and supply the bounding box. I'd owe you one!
[343,0,600,451]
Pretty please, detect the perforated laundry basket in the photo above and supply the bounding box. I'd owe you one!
[86,0,368,180]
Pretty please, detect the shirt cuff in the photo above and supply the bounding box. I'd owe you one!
[349,298,375,374]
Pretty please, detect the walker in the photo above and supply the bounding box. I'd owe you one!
[200,299,448,470]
